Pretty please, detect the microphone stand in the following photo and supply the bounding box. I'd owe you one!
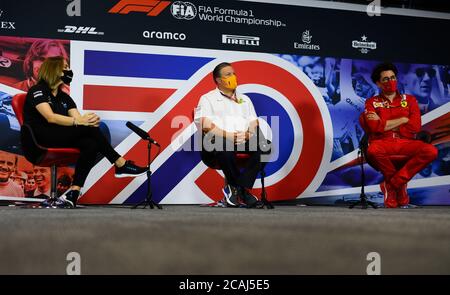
[132,139,162,209]
[349,145,377,209]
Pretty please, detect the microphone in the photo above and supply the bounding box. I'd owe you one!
[126,121,159,146]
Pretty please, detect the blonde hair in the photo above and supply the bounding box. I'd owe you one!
[37,56,65,89]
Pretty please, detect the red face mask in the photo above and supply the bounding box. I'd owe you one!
[381,80,398,93]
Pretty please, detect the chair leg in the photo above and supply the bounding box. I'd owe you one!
[50,165,57,200]
[260,169,274,209]
[349,149,377,209]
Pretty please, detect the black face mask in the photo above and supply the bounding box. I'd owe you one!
[61,70,73,85]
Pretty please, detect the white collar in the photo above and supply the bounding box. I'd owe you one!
[215,88,240,102]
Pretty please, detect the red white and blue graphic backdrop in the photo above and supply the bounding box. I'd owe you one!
[69,42,333,205]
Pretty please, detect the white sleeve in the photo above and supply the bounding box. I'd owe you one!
[194,95,213,124]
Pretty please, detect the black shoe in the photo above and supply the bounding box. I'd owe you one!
[56,190,80,208]
[115,160,147,178]
[240,188,259,208]
[222,184,241,207]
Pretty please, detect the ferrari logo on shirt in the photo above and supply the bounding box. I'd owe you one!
[401,100,408,107]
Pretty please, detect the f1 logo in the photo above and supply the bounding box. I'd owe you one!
[109,0,171,16]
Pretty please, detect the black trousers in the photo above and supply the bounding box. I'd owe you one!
[214,149,266,189]
[201,128,269,189]
[33,124,121,187]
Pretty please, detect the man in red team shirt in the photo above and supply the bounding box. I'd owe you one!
[362,62,438,208]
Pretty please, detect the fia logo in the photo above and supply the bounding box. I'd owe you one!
[171,1,197,20]
[66,0,81,17]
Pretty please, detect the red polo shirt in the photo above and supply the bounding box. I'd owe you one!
[362,93,421,141]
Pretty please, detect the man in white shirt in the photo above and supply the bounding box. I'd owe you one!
[195,62,266,207]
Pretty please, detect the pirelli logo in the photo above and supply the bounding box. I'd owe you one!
[222,34,260,47]
[108,0,171,16]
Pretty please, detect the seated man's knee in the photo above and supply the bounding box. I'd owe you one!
[366,143,384,158]
[421,144,438,161]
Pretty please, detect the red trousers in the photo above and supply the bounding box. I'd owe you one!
[367,138,437,205]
